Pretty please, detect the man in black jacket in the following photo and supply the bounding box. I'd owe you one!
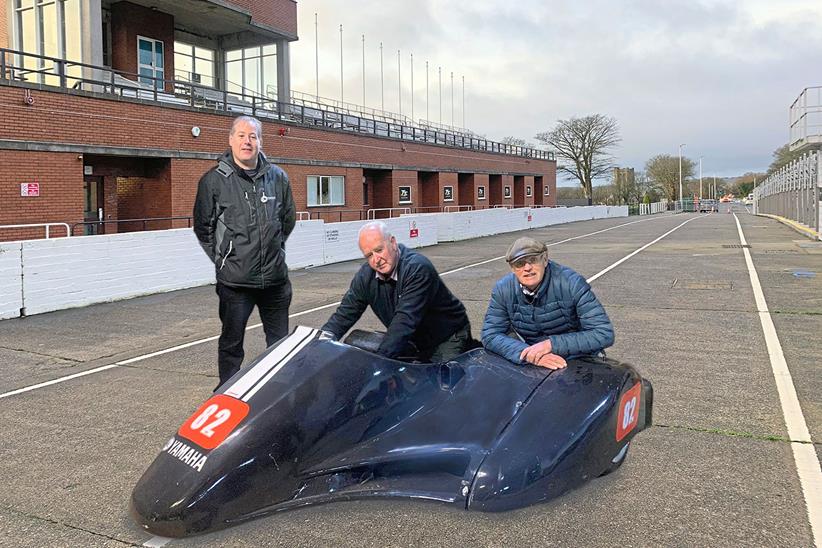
[322,221,472,361]
[193,115,296,387]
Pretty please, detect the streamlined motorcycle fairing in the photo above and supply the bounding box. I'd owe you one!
[131,326,653,537]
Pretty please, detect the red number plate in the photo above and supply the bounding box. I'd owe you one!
[178,395,250,450]
[616,383,641,442]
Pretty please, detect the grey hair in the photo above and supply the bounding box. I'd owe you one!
[230,116,262,139]
[358,221,393,241]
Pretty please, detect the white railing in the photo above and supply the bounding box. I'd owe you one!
[296,211,311,221]
[443,205,474,212]
[0,223,71,239]
[754,151,821,238]
[366,207,411,220]
[639,200,667,215]
[789,86,822,152]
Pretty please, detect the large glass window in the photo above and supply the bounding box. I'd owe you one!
[225,45,277,99]
[137,36,164,90]
[307,176,345,207]
[13,0,82,85]
[174,41,215,87]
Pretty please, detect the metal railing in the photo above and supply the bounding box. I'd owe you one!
[71,216,192,235]
[366,207,412,220]
[754,150,821,238]
[0,222,70,239]
[0,48,553,161]
[790,86,822,152]
[639,200,667,215]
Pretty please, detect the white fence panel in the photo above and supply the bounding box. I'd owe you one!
[0,243,23,320]
[323,216,437,264]
[285,220,326,269]
[22,230,214,315]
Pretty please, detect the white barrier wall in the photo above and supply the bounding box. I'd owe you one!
[322,216,438,264]
[430,205,628,242]
[4,207,627,318]
[21,230,215,316]
[0,242,23,320]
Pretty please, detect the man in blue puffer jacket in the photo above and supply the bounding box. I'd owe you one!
[481,237,614,369]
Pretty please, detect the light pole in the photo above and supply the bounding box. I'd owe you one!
[699,156,703,199]
[678,143,685,204]
[339,25,343,104]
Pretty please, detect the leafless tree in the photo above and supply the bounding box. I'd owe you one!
[500,136,533,148]
[535,114,621,205]
[645,154,695,201]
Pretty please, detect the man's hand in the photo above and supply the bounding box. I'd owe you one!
[520,339,567,370]
[535,353,567,370]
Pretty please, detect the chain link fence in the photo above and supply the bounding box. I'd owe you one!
[753,151,821,239]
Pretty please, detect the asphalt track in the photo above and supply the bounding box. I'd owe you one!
[0,205,820,547]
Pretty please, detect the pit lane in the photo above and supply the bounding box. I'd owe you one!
[0,207,819,547]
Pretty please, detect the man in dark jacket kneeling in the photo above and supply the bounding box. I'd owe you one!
[322,221,472,361]
[481,237,614,369]
[193,115,296,388]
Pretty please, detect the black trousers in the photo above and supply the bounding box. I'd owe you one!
[216,280,292,386]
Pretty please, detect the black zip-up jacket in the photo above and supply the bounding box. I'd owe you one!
[322,244,469,358]
[193,150,296,288]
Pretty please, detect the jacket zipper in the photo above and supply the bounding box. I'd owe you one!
[220,240,233,270]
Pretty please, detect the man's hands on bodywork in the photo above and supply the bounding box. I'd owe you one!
[520,339,567,370]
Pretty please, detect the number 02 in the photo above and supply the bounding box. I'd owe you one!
[622,397,637,429]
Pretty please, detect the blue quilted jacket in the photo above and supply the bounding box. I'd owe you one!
[481,261,614,364]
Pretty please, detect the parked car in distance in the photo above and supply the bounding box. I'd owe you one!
[698,199,718,212]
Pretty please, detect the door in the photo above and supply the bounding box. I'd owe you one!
[83,177,104,235]
[137,36,165,90]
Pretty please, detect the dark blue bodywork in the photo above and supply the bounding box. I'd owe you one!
[131,326,653,537]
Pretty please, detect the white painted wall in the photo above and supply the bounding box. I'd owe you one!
[3,207,626,319]
[0,242,23,320]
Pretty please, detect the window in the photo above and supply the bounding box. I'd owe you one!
[174,41,215,87]
[13,0,82,85]
[225,44,277,99]
[137,36,164,89]
[307,176,345,206]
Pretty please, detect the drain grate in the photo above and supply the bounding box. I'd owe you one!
[722,244,751,248]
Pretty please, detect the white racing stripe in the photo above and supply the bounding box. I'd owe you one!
[733,213,822,545]
[223,326,318,401]
[0,215,674,400]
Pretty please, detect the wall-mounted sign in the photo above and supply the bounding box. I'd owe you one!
[83,166,93,175]
[544,185,550,196]
[326,229,339,242]
[443,186,454,202]
[504,186,511,198]
[398,186,411,204]
[20,182,40,197]
[477,186,486,200]
[409,220,419,238]
[526,185,532,197]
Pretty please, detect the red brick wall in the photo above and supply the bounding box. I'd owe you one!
[472,173,490,209]
[111,2,175,92]
[419,172,438,209]
[0,151,81,240]
[224,0,297,37]
[501,175,514,207]
[437,172,458,209]
[0,85,556,237]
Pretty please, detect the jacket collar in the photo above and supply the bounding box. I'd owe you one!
[217,149,271,180]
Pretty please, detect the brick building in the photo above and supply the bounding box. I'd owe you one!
[0,0,555,241]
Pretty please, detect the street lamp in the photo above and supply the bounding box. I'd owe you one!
[699,156,703,200]
[678,143,685,203]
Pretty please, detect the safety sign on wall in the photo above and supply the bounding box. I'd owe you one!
[20,182,40,197]
[409,220,419,238]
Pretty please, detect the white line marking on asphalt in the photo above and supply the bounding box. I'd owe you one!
[733,213,822,545]
[0,215,672,400]
[588,216,704,283]
[142,536,172,547]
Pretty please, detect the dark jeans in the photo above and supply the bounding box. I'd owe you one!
[216,280,292,386]
[428,322,475,363]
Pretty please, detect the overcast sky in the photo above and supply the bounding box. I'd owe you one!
[289,1,822,182]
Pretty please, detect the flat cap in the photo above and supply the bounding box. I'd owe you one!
[505,237,547,263]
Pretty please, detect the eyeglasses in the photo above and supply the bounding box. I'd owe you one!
[509,253,544,269]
